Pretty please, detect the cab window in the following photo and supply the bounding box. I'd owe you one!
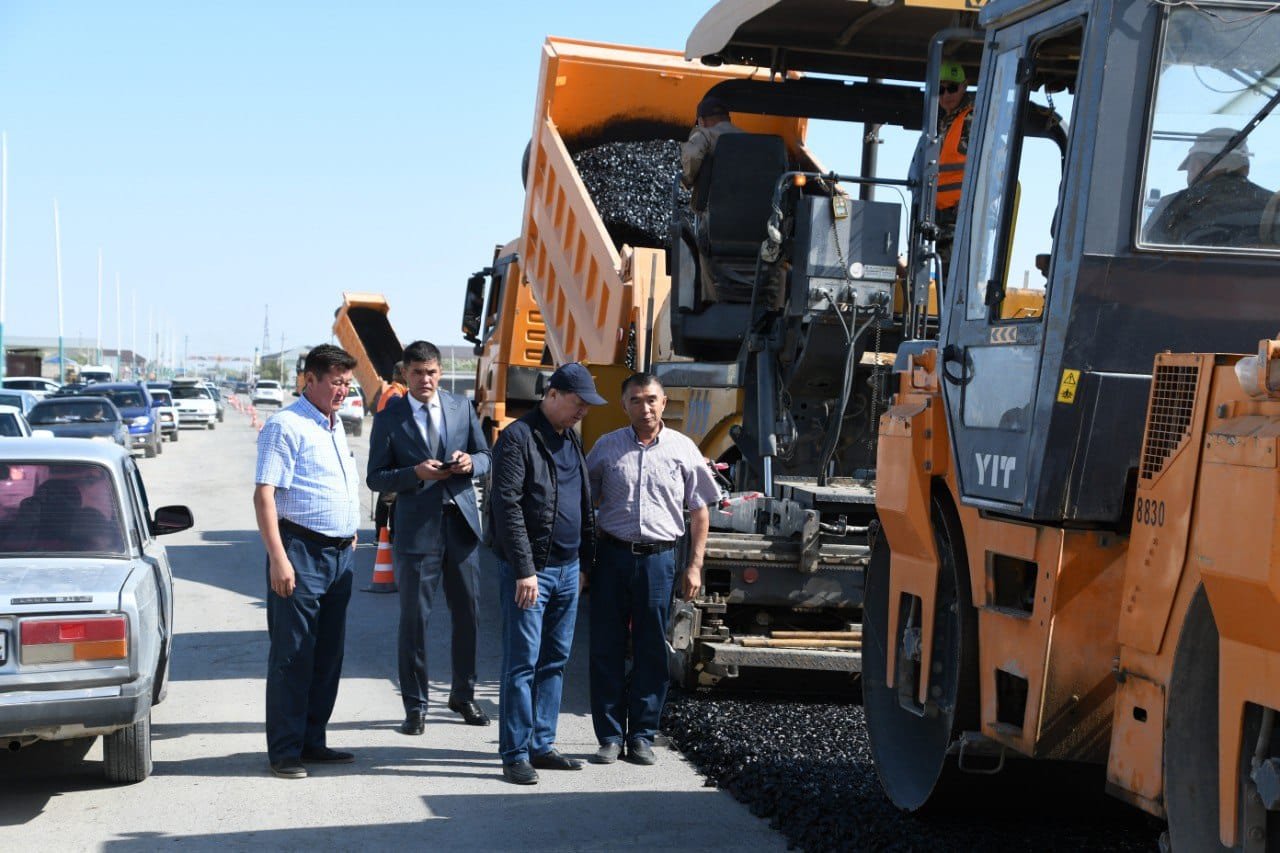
[966,23,1081,322]
[1138,5,1280,251]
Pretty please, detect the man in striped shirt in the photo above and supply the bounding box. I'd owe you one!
[585,371,720,766]
[253,344,361,780]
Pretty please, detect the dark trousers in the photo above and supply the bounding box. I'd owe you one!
[498,558,580,763]
[265,531,354,763]
[396,507,480,713]
[589,538,677,746]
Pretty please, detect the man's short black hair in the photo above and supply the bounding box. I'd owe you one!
[304,344,356,377]
[620,371,664,397]
[402,340,441,367]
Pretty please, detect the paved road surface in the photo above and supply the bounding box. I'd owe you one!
[0,403,785,851]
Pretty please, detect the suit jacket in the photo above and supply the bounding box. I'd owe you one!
[365,390,491,552]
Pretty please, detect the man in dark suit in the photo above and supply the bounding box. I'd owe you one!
[367,340,491,733]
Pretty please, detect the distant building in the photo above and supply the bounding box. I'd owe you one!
[2,335,146,381]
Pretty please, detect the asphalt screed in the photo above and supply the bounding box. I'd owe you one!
[662,688,1163,852]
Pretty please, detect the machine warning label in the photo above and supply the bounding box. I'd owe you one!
[1057,369,1081,404]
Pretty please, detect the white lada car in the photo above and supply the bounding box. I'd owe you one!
[0,439,193,782]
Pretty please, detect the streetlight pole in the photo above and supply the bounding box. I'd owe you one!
[131,290,137,380]
[0,133,8,381]
[96,249,103,365]
[53,199,64,383]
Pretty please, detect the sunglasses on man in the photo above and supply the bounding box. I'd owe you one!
[940,82,963,94]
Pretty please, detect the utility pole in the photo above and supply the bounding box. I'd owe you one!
[183,334,189,376]
[278,332,285,385]
[261,306,270,376]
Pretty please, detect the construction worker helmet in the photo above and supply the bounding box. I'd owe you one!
[939,61,967,84]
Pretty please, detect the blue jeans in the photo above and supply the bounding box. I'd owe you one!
[265,531,354,763]
[589,539,676,746]
[498,559,579,764]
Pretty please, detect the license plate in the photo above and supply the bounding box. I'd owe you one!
[0,630,7,665]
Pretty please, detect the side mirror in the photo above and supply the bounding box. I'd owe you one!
[461,272,487,348]
[152,505,194,536]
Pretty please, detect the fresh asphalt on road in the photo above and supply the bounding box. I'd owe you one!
[0,401,786,851]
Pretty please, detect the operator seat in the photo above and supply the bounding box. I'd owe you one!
[669,133,789,362]
[694,133,789,303]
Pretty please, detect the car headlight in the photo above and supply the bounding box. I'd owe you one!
[131,416,150,427]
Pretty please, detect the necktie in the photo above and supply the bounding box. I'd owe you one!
[424,405,444,460]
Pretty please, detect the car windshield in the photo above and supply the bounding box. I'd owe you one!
[5,380,45,391]
[29,401,117,424]
[152,392,172,405]
[0,462,128,556]
[103,390,145,409]
[172,386,210,400]
[0,414,24,437]
[0,394,26,409]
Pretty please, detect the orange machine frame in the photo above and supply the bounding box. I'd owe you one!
[877,344,1280,847]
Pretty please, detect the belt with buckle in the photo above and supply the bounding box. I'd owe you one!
[599,531,677,556]
[278,518,354,550]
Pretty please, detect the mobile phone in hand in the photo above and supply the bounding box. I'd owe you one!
[438,459,460,470]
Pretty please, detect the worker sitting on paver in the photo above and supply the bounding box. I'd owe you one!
[680,95,743,192]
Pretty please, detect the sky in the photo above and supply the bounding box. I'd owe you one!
[0,1,728,365]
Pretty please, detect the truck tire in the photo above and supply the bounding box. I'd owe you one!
[103,712,152,784]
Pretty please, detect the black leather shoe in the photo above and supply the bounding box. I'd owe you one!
[398,710,425,736]
[502,760,539,785]
[626,739,656,765]
[300,746,354,763]
[590,743,622,764]
[531,749,584,770]
[270,759,307,779]
[448,698,490,726]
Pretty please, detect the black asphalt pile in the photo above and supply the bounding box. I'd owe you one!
[572,139,690,251]
[662,690,1161,852]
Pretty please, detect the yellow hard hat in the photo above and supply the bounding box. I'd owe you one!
[940,61,966,84]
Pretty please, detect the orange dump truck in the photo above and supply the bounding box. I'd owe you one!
[463,241,550,446]
[474,37,810,452]
[332,292,402,408]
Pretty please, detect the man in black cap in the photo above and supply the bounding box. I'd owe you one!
[680,95,743,191]
[487,362,604,785]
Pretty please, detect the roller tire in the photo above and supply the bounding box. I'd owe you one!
[863,497,979,812]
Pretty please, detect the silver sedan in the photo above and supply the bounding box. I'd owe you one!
[0,439,193,783]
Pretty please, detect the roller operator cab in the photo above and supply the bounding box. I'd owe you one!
[868,0,1280,848]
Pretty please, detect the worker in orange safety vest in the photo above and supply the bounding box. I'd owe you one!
[934,61,973,263]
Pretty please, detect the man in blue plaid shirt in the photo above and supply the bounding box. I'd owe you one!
[253,344,361,780]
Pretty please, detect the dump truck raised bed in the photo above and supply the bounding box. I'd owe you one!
[332,292,402,409]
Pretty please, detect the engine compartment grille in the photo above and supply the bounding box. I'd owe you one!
[1139,363,1199,481]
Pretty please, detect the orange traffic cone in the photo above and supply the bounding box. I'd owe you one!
[364,526,397,593]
